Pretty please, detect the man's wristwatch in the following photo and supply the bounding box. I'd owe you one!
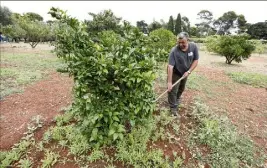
[187,70,191,74]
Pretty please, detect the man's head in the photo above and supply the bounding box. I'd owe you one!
[177,32,189,50]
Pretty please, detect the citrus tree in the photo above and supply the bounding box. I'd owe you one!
[49,7,165,147]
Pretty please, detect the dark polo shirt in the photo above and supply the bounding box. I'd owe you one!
[168,42,199,76]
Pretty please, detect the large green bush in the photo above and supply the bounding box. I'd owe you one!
[206,35,255,64]
[49,8,165,147]
[148,28,176,62]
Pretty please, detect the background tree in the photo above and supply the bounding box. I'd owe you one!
[24,12,43,21]
[182,16,190,33]
[196,10,214,36]
[237,14,248,34]
[86,9,122,35]
[167,16,174,34]
[148,20,162,32]
[1,24,26,43]
[159,19,168,29]
[189,26,200,37]
[247,22,267,39]
[136,20,148,34]
[13,15,50,48]
[213,11,247,35]
[0,6,13,26]
[175,13,182,35]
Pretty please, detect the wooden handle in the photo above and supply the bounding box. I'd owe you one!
[153,76,185,102]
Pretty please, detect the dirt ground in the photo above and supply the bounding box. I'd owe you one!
[1,43,267,166]
[0,72,73,149]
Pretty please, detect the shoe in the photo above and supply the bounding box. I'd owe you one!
[170,108,180,118]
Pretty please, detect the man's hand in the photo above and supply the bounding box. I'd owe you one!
[167,82,173,92]
[183,71,190,78]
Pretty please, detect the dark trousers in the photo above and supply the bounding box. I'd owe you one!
[168,73,188,110]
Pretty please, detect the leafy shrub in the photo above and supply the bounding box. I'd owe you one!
[49,7,165,147]
[205,35,220,53]
[115,117,172,167]
[206,35,255,64]
[190,37,207,43]
[249,40,266,54]
[96,30,121,48]
[148,28,176,62]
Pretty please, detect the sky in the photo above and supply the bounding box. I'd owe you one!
[1,1,267,26]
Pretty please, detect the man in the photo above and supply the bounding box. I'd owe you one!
[167,32,199,117]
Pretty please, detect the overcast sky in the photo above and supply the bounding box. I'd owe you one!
[2,1,267,25]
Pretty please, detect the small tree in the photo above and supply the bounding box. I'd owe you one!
[149,28,176,62]
[18,18,49,48]
[2,24,26,42]
[207,35,255,64]
[10,13,50,48]
[49,7,166,147]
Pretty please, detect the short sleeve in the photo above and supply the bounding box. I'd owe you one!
[168,49,175,66]
[193,43,199,60]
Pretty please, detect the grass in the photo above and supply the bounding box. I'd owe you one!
[0,52,64,98]
[2,98,265,167]
[0,115,44,167]
[189,99,266,168]
[186,71,236,99]
[227,71,267,88]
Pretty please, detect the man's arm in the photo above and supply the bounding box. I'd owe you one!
[188,60,198,73]
[183,44,199,77]
[182,60,198,77]
[167,65,174,92]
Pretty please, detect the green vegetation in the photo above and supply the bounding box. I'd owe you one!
[227,72,267,88]
[206,35,255,64]
[189,100,266,167]
[0,52,63,98]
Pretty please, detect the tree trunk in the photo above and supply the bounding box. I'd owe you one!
[225,56,233,64]
[29,41,39,48]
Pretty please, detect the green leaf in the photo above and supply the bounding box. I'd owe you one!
[114,86,120,90]
[95,123,102,127]
[113,116,120,122]
[129,48,135,55]
[92,128,98,139]
[104,117,108,123]
[117,126,125,133]
[118,133,124,140]
[113,133,118,141]
[103,69,108,74]
[108,129,115,136]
